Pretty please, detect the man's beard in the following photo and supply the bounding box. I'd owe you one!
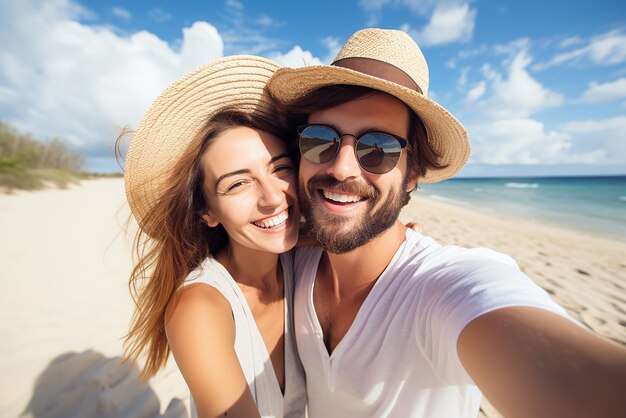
[299,174,410,254]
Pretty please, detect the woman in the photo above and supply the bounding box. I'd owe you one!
[122,56,306,418]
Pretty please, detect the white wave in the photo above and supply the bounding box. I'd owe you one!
[505,182,539,189]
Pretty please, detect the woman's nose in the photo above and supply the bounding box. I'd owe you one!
[257,177,284,208]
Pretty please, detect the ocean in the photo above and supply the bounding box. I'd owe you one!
[416,176,626,239]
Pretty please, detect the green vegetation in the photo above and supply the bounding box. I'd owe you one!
[0,122,121,192]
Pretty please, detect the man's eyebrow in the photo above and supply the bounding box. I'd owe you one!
[215,152,292,188]
[322,123,393,138]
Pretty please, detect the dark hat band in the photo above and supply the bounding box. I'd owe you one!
[332,57,423,95]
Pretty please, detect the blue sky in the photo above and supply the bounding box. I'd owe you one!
[1,0,625,177]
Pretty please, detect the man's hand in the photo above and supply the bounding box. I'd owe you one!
[405,222,422,233]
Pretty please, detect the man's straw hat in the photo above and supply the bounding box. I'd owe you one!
[267,28,470,183]
[124,55,280,232]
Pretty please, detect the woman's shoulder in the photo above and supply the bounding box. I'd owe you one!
[181,256,245,306]
[165,281,236,357]
[167,282,232,330]
[167,256,235,338]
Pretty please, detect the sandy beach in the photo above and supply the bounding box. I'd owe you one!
[1,178,624,418]
[0,179,189,418]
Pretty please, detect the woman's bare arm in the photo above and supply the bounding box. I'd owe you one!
[165,284,261,418]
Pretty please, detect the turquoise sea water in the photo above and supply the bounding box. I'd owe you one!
[417,176,626,239]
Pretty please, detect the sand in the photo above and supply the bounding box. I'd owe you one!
[0,179,189,418]
[1,179,624,418]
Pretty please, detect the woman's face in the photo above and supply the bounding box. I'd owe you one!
[201,126,300,255]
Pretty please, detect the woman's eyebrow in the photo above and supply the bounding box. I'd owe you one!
[270,152,291,163]
[215,169,250,189]
[214,153,291,188]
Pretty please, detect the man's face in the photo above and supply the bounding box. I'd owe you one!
[298,92,417,254]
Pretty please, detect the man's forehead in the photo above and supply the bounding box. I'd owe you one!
[308,91,411,137]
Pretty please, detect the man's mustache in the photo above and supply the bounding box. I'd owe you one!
[305,174,379,200]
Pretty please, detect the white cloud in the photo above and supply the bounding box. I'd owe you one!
[561,115,626,133]
[219,3,286,55]
[361,0,462,16]
[223,31,283,55]
[358,0,391,24]
[578,78,626,104]
[465,81,485,103]
[268,46,322,68]
[410,4,476,46]
[112,7,131,20]
[493,38,530,57]
[226,0,244,10]
[462,64,624,164]
[559,116,626,163]
[179,22,225,69]
[537,29,626,69]
[558,36,583,48]
[256,15,277,27]
[451,44,621,165]
[361,0,476,44]
[0,0,223,165]
[457,67,469,91]
[148,7,171,23]
[400,0,463,15]
[470,49,563,119]
[470,119,606,164]
[360,0,389,9]
[321,36,342,63]
[458,44,489,59]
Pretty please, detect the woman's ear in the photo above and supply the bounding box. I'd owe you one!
[202,211,220,228]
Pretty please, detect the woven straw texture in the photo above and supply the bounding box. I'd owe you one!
[124,55,280,231]
[268,28,470,183]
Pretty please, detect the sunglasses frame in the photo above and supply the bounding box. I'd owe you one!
[297,123,411,174]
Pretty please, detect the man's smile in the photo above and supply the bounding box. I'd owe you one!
[321,189,365,204]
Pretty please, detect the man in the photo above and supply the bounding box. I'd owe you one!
[268,29,626,417]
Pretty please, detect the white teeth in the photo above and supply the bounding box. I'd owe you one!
[253,210,288,229]
[322,190,363,203]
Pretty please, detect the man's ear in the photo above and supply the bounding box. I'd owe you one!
[202,211,220,228]
[405,172,419,193]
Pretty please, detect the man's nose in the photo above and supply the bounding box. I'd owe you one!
[326,137,361,181]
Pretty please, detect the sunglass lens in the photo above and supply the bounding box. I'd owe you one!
[299,125,340,164]
[356,133,403,174]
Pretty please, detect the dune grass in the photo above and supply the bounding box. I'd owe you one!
[0,122,121,193]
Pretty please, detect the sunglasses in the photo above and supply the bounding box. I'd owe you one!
[297,124,411,174]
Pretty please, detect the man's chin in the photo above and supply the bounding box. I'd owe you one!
[307,218,374,254]
[314,232,367,254]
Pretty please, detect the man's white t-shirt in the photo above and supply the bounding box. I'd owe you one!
[294,229,570,418]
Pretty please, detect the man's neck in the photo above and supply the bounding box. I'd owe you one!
[323,220,408,297]
[313,220,408,353]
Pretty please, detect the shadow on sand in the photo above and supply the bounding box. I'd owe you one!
[20,350,187,418]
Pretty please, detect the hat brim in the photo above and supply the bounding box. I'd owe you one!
[268,65,470,183]
[125,55,280,233]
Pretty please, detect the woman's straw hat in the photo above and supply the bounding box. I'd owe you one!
[267,28,470,183]
[124,55,280,232]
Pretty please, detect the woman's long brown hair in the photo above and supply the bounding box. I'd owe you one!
[122,109,295,379]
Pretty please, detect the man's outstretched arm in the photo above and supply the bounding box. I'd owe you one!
[458,306,626,418]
